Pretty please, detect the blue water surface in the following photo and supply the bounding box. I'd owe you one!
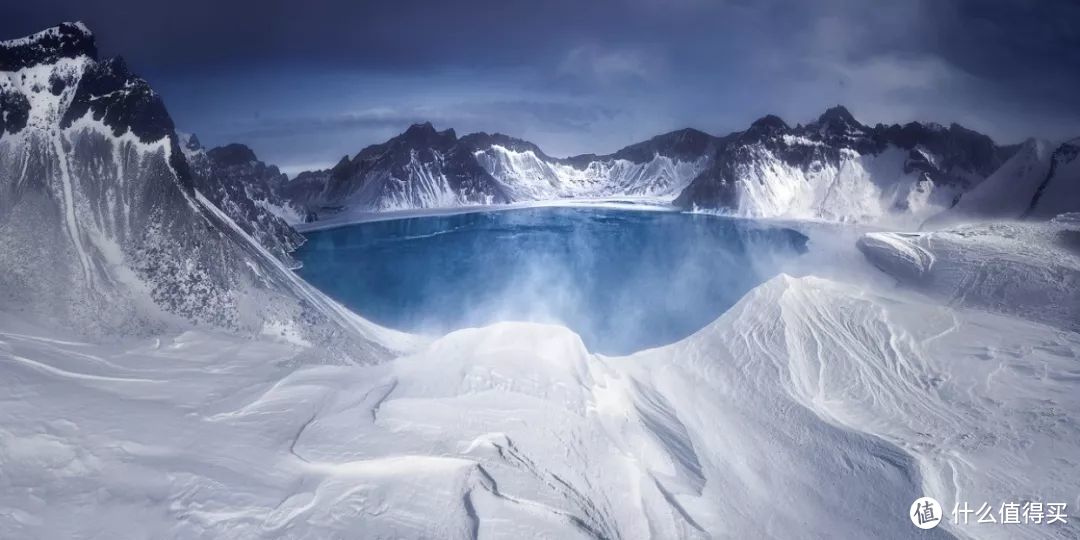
[295,207,807,354]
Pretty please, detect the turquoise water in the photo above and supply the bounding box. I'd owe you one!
[295,207,807,354]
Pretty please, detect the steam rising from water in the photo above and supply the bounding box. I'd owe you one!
[296,207,808,354]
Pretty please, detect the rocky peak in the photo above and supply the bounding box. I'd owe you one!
[183,133,203,152]
[405,121,435,133]
[0,22,96,71]
[58,56,175,144]
[610,127,717,163]
[805,105,868,141]
[399,122,457,148]
[815,105,859,129]
[744,114,789,140]
[207,143,258,167]
[330,154,359,180]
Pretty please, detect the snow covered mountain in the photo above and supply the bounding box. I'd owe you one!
[674,106,1014,225]
[467,127,715,201]
[181,135,308,267]
[284,107,1016,227]
[926,137,1080,227]
[283,123,716,221]
[0,22,396,357]
[284,123,513,218]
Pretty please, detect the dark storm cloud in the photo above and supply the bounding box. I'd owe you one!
[4,0,1078,173]
[4,0,688,71]
[232,101,619,140]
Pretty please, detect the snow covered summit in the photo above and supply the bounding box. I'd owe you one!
[283,122,716,220]
[282,106,1019,227]
[0,21,95,72]
[674,106,1014,225]
[0,23,392,358]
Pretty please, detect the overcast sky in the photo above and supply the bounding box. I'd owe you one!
[5,0,1079,175]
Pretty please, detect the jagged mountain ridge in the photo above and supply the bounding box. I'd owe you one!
[672,106,1015,223]
[181,134,308,267]
[284,123,720,220]
[284,122,512,217]
[283,106,1019,225]
[0,22,390,358]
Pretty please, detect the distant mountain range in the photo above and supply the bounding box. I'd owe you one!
[1,21,1077,339]
[274,105,1074,228]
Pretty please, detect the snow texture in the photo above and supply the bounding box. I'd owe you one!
[3,23,1080,540]
[2,265,1078,539]
[859,216,1080,331]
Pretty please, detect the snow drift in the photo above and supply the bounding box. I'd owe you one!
[2,270,1077,539]
[858,215,1080,331]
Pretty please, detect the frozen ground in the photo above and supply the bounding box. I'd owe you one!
[2,217,1079,539]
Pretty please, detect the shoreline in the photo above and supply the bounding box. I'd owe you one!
[292,197,680,232]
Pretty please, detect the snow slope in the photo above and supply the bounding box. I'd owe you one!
[858,215,1080,331]
[474,144,708,200]
[0,23,401,359]
[926,138,1080,227]
[725,143,944,226]
[3,269,1078,539]
[674,109,1008,227]
[927,139,1053,226]
[1027,138,1080,219]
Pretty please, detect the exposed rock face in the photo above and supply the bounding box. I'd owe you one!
[182,136,306,267]
[282,106,1014,226]
[674,106,1014,224]
[1024,138,1080,219]
[285,124,718,221]
[283,123,512,220]
[0,22,390,360]
[925,137,1080,227]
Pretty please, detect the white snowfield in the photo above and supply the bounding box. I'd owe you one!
[3,220,1080,539]
[859,215,1080,332]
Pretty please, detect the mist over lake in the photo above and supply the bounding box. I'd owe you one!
[296,207,808,354]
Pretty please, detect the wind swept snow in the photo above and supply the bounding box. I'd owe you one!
[3,266,1078,538]
[858,216,1080,331]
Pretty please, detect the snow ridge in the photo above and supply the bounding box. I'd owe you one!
[7,269,1077,539]
[283,108,1018,227]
